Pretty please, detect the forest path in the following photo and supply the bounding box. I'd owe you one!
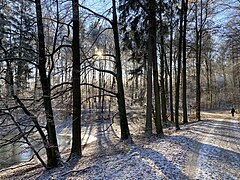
[184,111,240,179]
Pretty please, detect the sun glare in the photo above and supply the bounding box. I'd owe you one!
[96,50,103,58]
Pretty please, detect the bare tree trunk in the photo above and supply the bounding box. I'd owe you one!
[175,0,184,130]
[182,0,188,124]
[33,66,38,107]
[69,0,82,158]
[61,54,64,105]
[152,0,163,135]
[159,0,167,124]
[16,3,23,96]
[145,1,153,136]
[205,57,210,108]
[35,0,60,167]
[98,61,102,118]
[209,60,213,108]
[169,2,174,122]
[145,54,153,135]
[196,0,202,121]
[101,59,107,119]
[165,57,169,111]
[112,0,130,140]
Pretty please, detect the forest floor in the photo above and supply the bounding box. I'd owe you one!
[0,110,239,180]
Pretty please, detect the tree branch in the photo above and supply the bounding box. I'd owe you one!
[80,83,117,96]
[79,4,112,25]
[0,57,39,67]
[0,112,47,168]
[87,62,117,77]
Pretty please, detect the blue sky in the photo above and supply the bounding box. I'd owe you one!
[82,0,112,14]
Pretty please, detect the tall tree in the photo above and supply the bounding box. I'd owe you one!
[151,0,163,136]
[35,0,61,167]
[70,0,82,158]
[79,0,131,140]
[0,0,34,96]
[112,0,130,140]
[182,0,188,124]
[169,0,175,122]
[175,0,184,130]
[118,0,152,135]
[159,0,167,124]
[145,1,153,136]
[195,0,202,121]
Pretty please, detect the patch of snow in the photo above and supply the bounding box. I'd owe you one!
[1,111,239,180]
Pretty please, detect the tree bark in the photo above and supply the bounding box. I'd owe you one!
[169,1,174,122]
[152,0,163,135]
[182,0,188,124]
[70,0,82,158]
[175,0,184,130]
[196,0,202,121]
[159,0,167,124]
[35,0,60,167]
[112,0,130,140]
[145,53,153,134]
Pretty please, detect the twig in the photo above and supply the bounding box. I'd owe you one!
[100,112,118,132]
[61,165,98,176]
[1,112,47,168]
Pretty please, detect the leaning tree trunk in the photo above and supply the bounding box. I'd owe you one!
[35,0,60,167]
[112,0,130,140]
[6,59,48,168]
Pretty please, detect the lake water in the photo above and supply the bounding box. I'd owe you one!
[0,134,71,170]
[0,126,97,170]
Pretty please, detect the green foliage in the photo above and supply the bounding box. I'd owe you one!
[0,0,36,93]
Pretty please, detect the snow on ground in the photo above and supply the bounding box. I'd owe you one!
[0,111,239,180]
[190,113,240,180]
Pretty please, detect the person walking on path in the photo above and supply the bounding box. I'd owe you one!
[231,107,235,117]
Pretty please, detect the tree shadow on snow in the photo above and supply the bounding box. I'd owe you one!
[191,119,240,146]
[139,147,189,179]
[94,118,120,152]
[203,119,240,133]
[192,129,240,146]
[165,135,240,168]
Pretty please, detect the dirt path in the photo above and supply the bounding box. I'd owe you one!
[185,112,240,179]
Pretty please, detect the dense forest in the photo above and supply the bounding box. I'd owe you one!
[0,0,239,171]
